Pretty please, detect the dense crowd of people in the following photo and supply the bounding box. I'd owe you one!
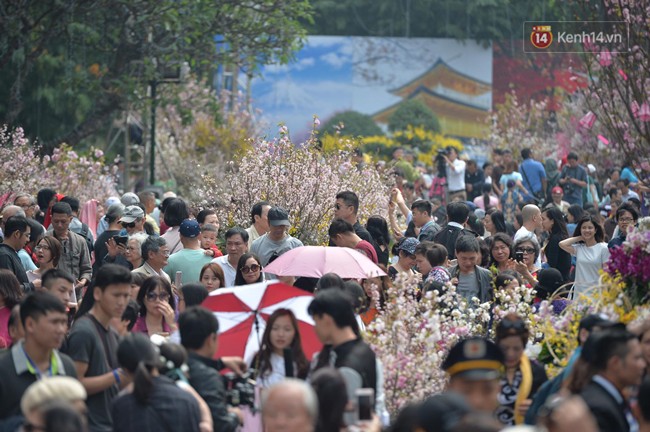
[0,146,649,432]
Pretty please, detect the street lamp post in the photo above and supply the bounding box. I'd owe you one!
[149,80,157,185]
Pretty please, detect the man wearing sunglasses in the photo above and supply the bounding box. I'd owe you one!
[117,205,145,236]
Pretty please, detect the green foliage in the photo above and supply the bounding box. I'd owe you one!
[320,110,384,137]
[0,0,313,151]
[388,100,440,134]
[307,0,571,44]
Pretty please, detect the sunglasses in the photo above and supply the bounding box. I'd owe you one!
[22,423,46,432]
[121,222,136,228]
[516,248,536,254]
[499,319,526,331]
[241,264,261,274]
[146,292,170,302]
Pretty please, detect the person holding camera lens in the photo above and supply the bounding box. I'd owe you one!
[180,306,245,432]
[443,147,467,202]
[111,333,204,432]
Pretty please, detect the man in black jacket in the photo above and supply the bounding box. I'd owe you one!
[433,201,476,260]
[308,289,377,394]
[179,306,242,432]
[0,216,36,292]
[580,328,646,432]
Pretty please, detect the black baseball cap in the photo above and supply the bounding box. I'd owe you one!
[268,207,290,227]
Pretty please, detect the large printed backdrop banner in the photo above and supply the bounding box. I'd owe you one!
[202,281,321,364]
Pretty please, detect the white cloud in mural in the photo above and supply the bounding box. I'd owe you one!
[320,52,350,69]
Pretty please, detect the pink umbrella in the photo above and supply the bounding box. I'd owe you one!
[202,280,321,363]
[263,245,386,279]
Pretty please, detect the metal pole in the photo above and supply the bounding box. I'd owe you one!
[149,80,157,185]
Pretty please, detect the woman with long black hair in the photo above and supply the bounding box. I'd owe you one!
[541,207,571,281]
[366,215,391,266]
[111,333,205,432]
[251,309,310,386]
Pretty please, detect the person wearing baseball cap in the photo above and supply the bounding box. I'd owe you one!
[442,336,505,413]
[388,237,420,280]
[163,219,212,284]
[250,207,303,266]
[550,186,570,214]
[118,205,146,235]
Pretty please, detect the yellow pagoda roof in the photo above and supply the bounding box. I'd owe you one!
[390,58,491,99]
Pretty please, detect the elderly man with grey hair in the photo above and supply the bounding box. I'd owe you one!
[0,205,26,239]
[262,379,318,432]
[132,235,171,282]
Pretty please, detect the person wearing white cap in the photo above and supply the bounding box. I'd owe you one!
[118,206,146,236]
[96,197,121,237]
[585,164,600,208]
[120,192,140,207]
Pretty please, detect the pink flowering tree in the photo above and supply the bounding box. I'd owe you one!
[196,124,391,245]
[365,275,536,414]
[487,89,628,168]
[573,0,650,165]
[487,91,559,159]
[0,125,117,204]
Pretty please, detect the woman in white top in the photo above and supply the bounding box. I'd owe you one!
[251,309,309,386]
[559,215,610,299]
[243,309,309,431]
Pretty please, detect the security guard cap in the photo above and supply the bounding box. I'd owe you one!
[442,337,504,380]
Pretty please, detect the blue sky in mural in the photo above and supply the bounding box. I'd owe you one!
[251,36,492,140]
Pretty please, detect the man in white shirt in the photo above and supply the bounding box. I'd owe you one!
[211,227,248,287]
[245,201,271,249]
[514,204,542,243]
[514,204,542,267]
[444,147,466,202]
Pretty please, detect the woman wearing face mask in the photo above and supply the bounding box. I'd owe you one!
[559,215,610,299]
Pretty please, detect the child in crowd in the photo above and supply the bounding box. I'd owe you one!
[199,224,223,258]
[425,243,451,286]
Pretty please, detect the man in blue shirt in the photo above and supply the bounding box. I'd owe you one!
[519,148,547,202]
[559,152,588,206]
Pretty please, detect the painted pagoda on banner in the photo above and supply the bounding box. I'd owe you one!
[373,59,491,140]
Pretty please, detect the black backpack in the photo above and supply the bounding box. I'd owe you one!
[79,223,94,254]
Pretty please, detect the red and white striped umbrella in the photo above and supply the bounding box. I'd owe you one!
[202,280,321,363]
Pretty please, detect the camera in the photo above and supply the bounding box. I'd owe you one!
[224,370,257,408]
[515,251,524,262]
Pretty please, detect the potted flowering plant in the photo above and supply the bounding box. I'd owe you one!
[605,218,650,306]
